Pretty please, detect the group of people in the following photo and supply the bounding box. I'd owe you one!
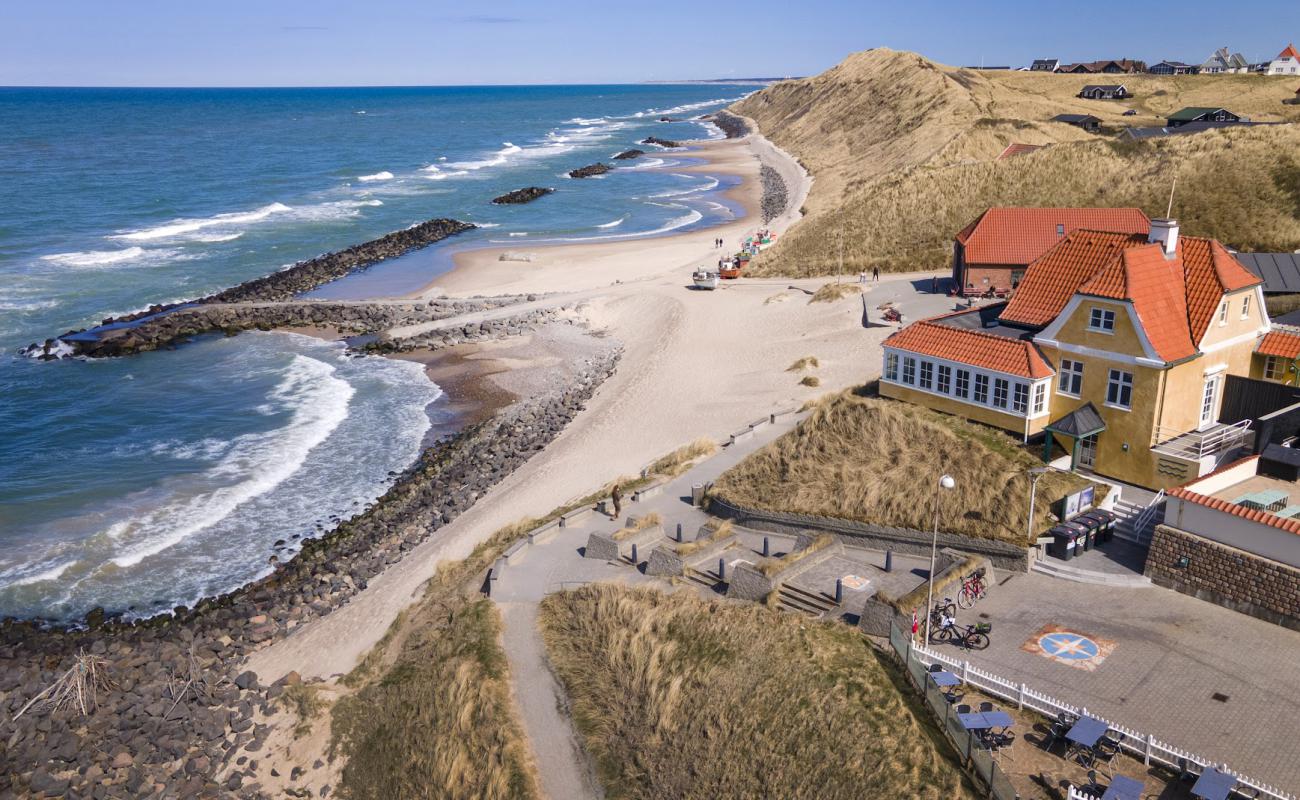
[713,237,724,248]
[857,267,881,283]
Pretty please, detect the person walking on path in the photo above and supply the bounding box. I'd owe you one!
[858,271,867,284]
[872,266,880,282]
[610,482,623,519]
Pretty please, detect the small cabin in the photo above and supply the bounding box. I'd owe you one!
[1051,113,1102,132]
[1167,107,1242,127]
[1079,84,1129,100]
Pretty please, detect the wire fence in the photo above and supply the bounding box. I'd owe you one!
[888,622,1295,800]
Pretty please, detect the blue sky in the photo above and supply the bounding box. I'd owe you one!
[2,0,1297,86]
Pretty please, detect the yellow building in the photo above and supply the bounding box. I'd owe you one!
[881,217,1272,490]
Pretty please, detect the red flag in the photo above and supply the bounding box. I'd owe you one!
[911,608,920,636]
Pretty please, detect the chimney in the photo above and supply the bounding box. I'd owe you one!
[1148,218,1179,258]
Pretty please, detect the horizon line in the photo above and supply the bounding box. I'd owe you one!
[0,79,780,91]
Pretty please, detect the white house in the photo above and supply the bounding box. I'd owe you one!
[1269,44,1299,75]
[1200,47,1249,74]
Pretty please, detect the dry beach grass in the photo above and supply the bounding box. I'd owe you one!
[539,583,974,800]
[710,391,1093,545]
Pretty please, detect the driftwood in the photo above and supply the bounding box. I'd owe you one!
[13,651,115,720]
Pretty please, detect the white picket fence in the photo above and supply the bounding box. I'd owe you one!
[908,640,1295,800]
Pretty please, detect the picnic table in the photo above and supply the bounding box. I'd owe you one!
[958,711,1013,730]
[930,670,961,687]
[1065,715,1109,749]
[1191,767,1237,800]
[1232,489,1288,512]
[1100,775,1143,800]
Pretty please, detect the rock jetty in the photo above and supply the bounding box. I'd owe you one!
[567,163,612,179]
[760,164,789,224]
[640,136,681,148]
[710,111,750,139]
[0,348,620,800]
[612,149,644,160]
[491,187,554,205]
[362,306,572,355]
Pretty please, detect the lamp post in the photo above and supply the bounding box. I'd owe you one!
[1026,466,1050,547]
[924,474,957,645]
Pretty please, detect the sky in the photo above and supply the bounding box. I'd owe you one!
[2,0,1298,87]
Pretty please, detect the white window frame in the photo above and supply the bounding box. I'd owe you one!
[1032,382,1047,415]
[1199,374,1221,429]
[936,364,951,394]
[1088,307,1116,333]
[993,378,1010,409]
[885,353,899,382]
[1105,368,1133,410]
[1241,294,1251,319]
[919,360,934,390]
[1012,383,1029,414]
[1218,300,1229,326]
[902,356,916,385]
[974,374,989,404]
[1264,355,1286,382]
[955,369,970,399]
[880,349,1052,419]
[1058,359,1084,397]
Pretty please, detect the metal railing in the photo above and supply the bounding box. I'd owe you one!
[891,623,1295,800]
[1152,420,1252,461]
[1115,489,1165,547]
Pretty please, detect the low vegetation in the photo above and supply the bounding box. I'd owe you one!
[612,512,662,541]
[733,48,1300,278]
[798,375,822,387]
[281,683,326,739]
[787,355,821,371]
[710,391,1092,544]
[647,437,718,478]
[539,584,974,800]
[757,532,834,577]
[808,282,861,303]
[675,520,733,557]
[1266,292,1300,319]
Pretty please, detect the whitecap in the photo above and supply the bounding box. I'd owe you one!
[1,561,77,588]
[357,171,394,182]
[596,215,628,229]
[191,232,245,243]
[103,354,354,569]
[541,206,703,244]
[39,246,187,269]
[508,232,528,237]
[110,202,293,242]
[425,170,468,181]
[448,143,523,171]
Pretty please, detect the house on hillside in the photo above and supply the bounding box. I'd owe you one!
[1201,47,1249,74]
[950,207,1150,296]
[1166,107,1242,127]
[1269,44,1300,75]
[1148,61,1197,75]
[882,217,1272,490]
[1079,84,1129,100]
[1123,120,1280,139]
[995,143,1044,161]
[1031,59,1060,72]
[1058,60,1146,74]
[1051,113,1102,132]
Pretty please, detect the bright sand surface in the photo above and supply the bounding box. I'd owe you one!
[245,125,916,683]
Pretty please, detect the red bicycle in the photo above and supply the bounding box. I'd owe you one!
[957,569,987,609]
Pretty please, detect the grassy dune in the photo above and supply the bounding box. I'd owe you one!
[710,392,1092,545]
[540,584,974,800]
[734,48,1300,277]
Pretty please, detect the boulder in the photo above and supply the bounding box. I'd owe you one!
[640,136,680,148]
[612,149,644,160]
[567,163,612,179]
[491,187,555,205]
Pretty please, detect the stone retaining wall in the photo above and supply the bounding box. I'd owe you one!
[706,494,1029,571]
[859,549,994,638]
[0,349,620,798]
[1147,524,1300,631]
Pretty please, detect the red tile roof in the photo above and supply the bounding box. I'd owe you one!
[1277,43,1299,60]
[1000,230,1148,327]
[995,143,1044,161]
[882,318,1055,380]
[1169,486,1300,536]
[1258,330,1300,359]
[955,207,1150,267]
[998,227,1262,362]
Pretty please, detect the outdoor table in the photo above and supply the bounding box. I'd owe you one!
[1065,715,1108,748]
[1100,775,1144,800]
[1191,768,1237,800]
[958,711,1013,730]
[930,671,961,687]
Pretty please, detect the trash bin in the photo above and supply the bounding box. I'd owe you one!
[1077,509,1115,544]
[1048,526,1076,561]
[1068,516,1099,551]
[1059,521,1091,553]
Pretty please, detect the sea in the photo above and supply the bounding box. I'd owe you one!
[0,84,753,622]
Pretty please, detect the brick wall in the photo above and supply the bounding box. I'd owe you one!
[1147,524,1300,631]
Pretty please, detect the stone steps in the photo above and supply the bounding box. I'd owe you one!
[683,567,721,590]
[776,584,837,617]
[1030,557,1152,588]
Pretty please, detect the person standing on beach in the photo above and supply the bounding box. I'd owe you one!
[858,271,867,284]
[872,266,880,282]
[610,482,623,519]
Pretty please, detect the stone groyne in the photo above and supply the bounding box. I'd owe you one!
[710,111,751,139]
[0,347,620,799]
[760,163,788,224]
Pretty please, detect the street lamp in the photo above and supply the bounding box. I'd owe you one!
[924,474,957,645]
[1026,466,1051,547]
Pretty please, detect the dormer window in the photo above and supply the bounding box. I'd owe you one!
[1056,223,1065,236]
[1088,307,1116,333]
[1218,300,1229,325]
[1242,294,1252,319]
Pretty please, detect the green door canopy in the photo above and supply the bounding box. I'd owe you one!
[1045,402,1107,439]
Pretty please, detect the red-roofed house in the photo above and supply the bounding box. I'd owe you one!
[951,207,1150,297]
[1268,43,1299,75]
[883,215,1274,490]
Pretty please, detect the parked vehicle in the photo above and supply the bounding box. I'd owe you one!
[932,618,992,650]
[957,569,987,608]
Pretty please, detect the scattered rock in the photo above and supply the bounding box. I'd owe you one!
[567,163,612,179]
[640,136,680,148]
[234,670,258,690]
[491,187,554,205]
[612,149,644,160]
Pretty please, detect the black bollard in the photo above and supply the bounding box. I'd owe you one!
[762,536,770,557]
[835,578,844,604]
[631,543,639,564]
[718,557,726,580]
[885,549,894,573]
[676,522,684,542]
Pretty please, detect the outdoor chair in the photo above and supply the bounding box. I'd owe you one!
[1044,720,1069,753]
[956,704,972,714]
[928,663,943,673]
[992,731,1016,751]
[979,701,995,712]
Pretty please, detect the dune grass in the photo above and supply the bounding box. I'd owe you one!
[798,375,822,387]
[674,520,733,557]
[539,584,974,800]
[756,532,834,577]
[612,512,662,541]
[647,437,718,478]
[733,48,1300,278]
[281,683,325,739]
[787,355,821,371]
[809,282,862,302]
[710,391,1092,545]
[1266,293,1300,319]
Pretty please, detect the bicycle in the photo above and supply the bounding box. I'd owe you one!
[929,597,957,630]
[930,618,991,650]
[957,569,988,609]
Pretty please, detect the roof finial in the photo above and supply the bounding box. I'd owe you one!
[1165,175,1178,219]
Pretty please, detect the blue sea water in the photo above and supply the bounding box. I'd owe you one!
[0,84,751,621]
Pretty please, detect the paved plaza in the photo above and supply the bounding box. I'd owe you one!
[935,570,1300,791]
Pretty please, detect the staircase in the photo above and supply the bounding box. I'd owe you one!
[1113,489,1165,547]
[775,583,839,617]
[1030,557,1152,587]
[683,565,721,591]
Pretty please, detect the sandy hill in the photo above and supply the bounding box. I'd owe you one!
[734,48,1300,276]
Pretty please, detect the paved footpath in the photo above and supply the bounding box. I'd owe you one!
[943,570,1300,792]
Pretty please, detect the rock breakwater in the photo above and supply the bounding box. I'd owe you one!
[710,111,750,139]
[612,149,644,160]
[0,348,620,799]
[760,164,788,224]
[491,187,554,205]
[640,136,680,149]
[567,163,612,179]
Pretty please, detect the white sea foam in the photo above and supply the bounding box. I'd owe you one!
[648,177,719,199]
[508,232,528,237]
[357,170,394,182]
[2,561,77,588]
[448,142,523,171]
[424,170,469,181]
[191,232,245,243]
[696,120,726,140]
[39,246,188,269]
[104,354,354,569]
[596,215,628,229]
[0,298,58,312]
[546,206,703,243]
[110,202,292,242]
